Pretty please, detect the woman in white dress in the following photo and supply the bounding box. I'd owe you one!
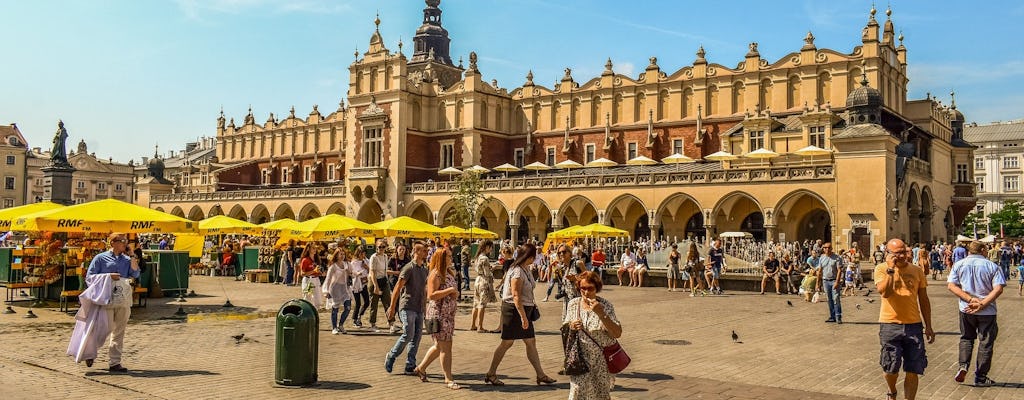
[563,270,622,400]
[322,249,353,334]
[349,247,370,328]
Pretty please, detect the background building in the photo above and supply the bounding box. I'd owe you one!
[965,120,1024,216]
[26,139,134,204]
[147,2,975,252]
[0,124,29,208]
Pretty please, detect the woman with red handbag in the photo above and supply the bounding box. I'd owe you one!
[563,270,625,399]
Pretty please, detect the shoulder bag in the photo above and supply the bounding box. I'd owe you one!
[579,300,631,374]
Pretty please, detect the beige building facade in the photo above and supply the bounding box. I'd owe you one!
[147,2,976,253]
[26,139,135,205]
[0,124,29,209]
[965,120,1024,216]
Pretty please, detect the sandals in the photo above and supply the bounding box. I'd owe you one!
[446,380,461,390]
[536,375,557,385]
[886,391,898,400]
[414,368,428,382]
[484,374,505,386]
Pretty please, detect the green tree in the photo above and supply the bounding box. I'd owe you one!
[986,200,1024,238]
[447,171,490,230]
[959,210,984,237]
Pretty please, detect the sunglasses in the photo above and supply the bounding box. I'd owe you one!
[112,238,129,243]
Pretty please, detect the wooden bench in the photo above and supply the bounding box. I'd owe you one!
[3,281,45,303]
[244,269,271,283]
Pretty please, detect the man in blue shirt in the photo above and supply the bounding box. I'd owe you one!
[85,232,141,373]
[952,242,968,264]
[947,241,1006,387]
[816,243,844,324]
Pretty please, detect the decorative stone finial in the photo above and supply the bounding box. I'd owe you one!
[397,37,404,55]
[695,45,706,62]
[525,70,534,85]
[374,11,381,29]
[458,55,463,69]
[747,42,759,56]
[950,91,957,109]
[870,3,877,19]
[804,31,815,46]
[885,5,891,18]
[354,47,359,59]
[290,106,296,118]
[563,67,572,81]
[312,104,319,114]
[898,31,904,44]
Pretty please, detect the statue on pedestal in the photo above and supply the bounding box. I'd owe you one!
[50,120,72,168]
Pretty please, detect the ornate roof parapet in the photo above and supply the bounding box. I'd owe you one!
[265,112,276,129]
[882,6,895,45]
[862,5,880,43]
[694,46,707,65]
[367,12,388,55]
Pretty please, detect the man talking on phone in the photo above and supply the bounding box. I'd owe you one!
[85,232,141,372]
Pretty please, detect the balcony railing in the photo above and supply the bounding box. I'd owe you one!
[349,167,387,180]
[907,158,932,178]
[152,184,346,203]
[952,183,977,200]
[405,165,835,194]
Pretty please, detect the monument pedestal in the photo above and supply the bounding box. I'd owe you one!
[42,165,75,206]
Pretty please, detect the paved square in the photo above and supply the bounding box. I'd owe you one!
[3,276,1022,399]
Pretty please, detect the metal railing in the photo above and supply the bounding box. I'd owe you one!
[151,184,346,203]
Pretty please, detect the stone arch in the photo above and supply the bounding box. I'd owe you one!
[516,196,552,243]
[572,97,582,127]
[552,100,562,130]
[656,193,703,242]
[682,87,694,118]
[732,81,745,115]
[817,71,832,107]
[907,183,922,244]
[478,198,510,239]
[774,189,832,243]
[154,207,165,213]
[787,75,801,109]
[613,93,624,124]
[455,100,464,129]
[438,198,460,227]
[324,202,345,216]
[206,204,224,217]
[250,204,271,224]
[606,194,648,239]
[711,191,763,238]
[635,92,646,123]
[273,203,295,221]
[357,200,385,223]
[658,89,669,120]
[532,102,542,131]
[297,203,321,222]
[920,186,934,242]
[848,67,862,95]
[227,204,247,221]
[169,206,185,218]
[187,205,205,221]
[406,200,433,225]
[559,195,599,227]
[591,96,602,126]
[514,104,526,133]
[707,85,720,115]
[759,78,773,111]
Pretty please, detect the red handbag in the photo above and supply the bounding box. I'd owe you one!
[579,303,631,374]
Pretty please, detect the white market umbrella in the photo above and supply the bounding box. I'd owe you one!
[744,147,779,167]
[438,166,463,181]
[704,150,738,161]
[626,155,658,173]
[794,145,833,164]
[524,161,551,176]
[554,159,583,172]
[585,157,618,174]
[493,163,521,178]
[662,153,696,171]
[465,165,490,174]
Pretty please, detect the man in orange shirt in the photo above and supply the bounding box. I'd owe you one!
[591,246,606,280]
[874,238,935,400]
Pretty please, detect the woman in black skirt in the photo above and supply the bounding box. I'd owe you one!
[483,243,556,386]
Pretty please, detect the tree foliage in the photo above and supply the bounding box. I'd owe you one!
[960,200,1024,238]
[448,171,490,229]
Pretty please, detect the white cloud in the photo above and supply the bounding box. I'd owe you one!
[616,61,635,78]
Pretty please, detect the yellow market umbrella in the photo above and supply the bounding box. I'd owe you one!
[286,214,381,240]
[0,201,65,230]
[662,153,696,171]
[493,163,520,178]
[439,225,466,239]
[463,227,499,239]
[372,216,443,238]
[705,150,738,161]
[524,161,551,176]
[440,225,499,239]
[259,218,302,232]
[12,198,195,234]
[744,147,779,167]
[198,215,262,235]
[794,145,833,163]
[549,223,628,239]
[554,159,584,169]
[627,155,658,173]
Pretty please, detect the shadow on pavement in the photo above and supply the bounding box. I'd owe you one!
[618,371,674,382]
[451,373,564,392]
[86,369,219,378]
[314,381,373,390]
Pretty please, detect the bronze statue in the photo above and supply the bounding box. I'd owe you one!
[50,120,70,166]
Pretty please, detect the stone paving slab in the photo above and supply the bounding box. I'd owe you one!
[2,276,1022,399]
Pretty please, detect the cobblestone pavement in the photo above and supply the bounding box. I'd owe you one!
[3,276,1023,399]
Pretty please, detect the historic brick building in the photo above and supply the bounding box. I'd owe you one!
[145,2,976,253]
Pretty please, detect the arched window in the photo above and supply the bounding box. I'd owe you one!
[479,100,488,129]
[847,68,862,95]
[682,87,693,118]
[707,85,719,116]
[759,79,773,112]
[369,68,378,93]
[552,101,562,130]
[455,100,464,129]
[532,102,541,131]
[659,89,670,120]
[732,82,745,115]
[613,93,624,124]
[817,71,832,107]
[572,98,582,127]
[787,75,801,109]
[636,92,647,122]
[496,104,504,131]
[591,96,602,126]
[411,102,421,130]
[437,102,447,131]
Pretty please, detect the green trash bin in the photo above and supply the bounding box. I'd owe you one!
[275,299,319,386]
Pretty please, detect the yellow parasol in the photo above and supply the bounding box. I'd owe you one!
[549,223,629,239]
[439,225,499,239]
[0,201,65,230]
[198,215,262,235]
[285,214,381,240]
[258,218,302,232]
[372,216,443,238]
[11,198,195,233]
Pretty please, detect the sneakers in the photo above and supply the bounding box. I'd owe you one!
[690,292,695,297]
[954,367,968,383]
[108,364,128,373]
[332,328,340,335]
[975,376,996,387]
[353,319,363,328]
[371,326,380,333]
[542,297,549,302]
[384,355,395,373]
[825,319,837,323]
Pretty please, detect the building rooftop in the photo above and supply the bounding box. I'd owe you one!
[964,120,1024,143]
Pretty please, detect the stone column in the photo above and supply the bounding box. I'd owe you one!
[765,225,777,242]
[509,225,519,244]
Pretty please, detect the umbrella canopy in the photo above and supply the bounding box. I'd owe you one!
[463,226,499,239]
[626,155,658,166]
[0,201,64,230]
[438,167,463,175]
[524,161,552,176]
[259,218,302,232]
[12,198,195,234]
[493,163,521,172]
[744,148,780,159]
[793,145,833,157]
[198,215,262,235]
[439,225,466,239]
[372,216,443,238]
[719,231,753,238]
[549,223,629,239]
[554,159,584,169]
[704,150,738,161]
[661,153,696,164]
[586,158,618,168]
[286,214,381,240]
[465,165,490,174]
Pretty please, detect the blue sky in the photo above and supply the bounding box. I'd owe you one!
[2,0,1022,163]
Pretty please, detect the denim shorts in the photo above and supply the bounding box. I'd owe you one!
[879,323,927,375]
